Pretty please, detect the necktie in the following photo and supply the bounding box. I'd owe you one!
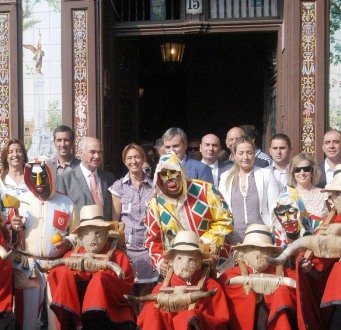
[89,172,103,207]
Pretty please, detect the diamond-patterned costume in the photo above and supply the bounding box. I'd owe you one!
[145,153,233,269]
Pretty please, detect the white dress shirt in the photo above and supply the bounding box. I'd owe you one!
[202,160,219,187]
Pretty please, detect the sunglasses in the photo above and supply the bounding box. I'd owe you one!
[188,147,200,152]
[142,167,152,174]
[293,165,313,173]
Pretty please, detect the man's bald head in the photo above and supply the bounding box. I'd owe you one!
[200,134,221,164]
[225,127,244,152]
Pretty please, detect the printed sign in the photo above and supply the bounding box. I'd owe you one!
[186,0,203,14]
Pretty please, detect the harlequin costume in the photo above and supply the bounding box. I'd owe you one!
[9,156,79,330]
[48,244,135,329]
[145,153,233,270]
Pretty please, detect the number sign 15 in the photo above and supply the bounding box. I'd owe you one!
[186,0,203,15]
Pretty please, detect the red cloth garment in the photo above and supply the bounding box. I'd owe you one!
[0,232,12,313]
[137,271,229,330]
[219,265,297,330]
[296,214,341,330]
[48,245,134,328]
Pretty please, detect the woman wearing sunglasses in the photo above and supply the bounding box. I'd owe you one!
[109,143,158,314]
[287,153,329,229]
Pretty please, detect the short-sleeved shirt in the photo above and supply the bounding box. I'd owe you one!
[109,173,158,283]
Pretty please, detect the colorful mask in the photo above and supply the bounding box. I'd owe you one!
[274,202,300,239]
[154,153,187,200]
[29,163,51,200]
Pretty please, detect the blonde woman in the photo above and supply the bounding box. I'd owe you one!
[287,153,329,228]
[219,137,280,244]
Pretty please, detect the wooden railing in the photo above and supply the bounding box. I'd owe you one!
[110,0,282,22]
[209,0,281,19]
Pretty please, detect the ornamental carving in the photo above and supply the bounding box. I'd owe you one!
[301,2,316,155]
[0,13,10,148]
[73,10,88,156]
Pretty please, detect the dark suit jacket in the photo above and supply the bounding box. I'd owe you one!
[317,162,326,188]
[182,156,213,184]
[56,165,115,220]
[218,161,233,185]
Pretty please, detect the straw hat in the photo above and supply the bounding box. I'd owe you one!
[232,224,282,253]
[321,164,341,192]
[164,231,210,260]
[72,204,117,234]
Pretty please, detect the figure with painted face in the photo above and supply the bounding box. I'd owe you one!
[136,231,229,329]
[271,188,312,249]
[8,156,79,330]
[219,224,297,330]
[144,153,233,277]
[47,205,135,329]
[278,166,341,330]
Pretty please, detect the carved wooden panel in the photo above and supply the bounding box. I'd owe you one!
[301,1,316,155]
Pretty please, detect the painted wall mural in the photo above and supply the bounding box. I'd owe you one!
[22,0,62,158]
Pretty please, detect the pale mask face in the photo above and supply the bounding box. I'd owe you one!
[157,169,183,198]
[171,250,202,281]
[241,247,273,273]
[78,226,108,253]
[274,202,300,238]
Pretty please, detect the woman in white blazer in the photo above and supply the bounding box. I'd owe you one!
[219,137,280,244]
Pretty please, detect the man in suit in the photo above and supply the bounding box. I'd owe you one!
[57,137,114,220]
[200,133,231,187]
[317,128,341,188]
[50,125,80,175]
[162,127,213,184]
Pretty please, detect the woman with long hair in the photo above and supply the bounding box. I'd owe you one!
[219,137,280,244]
[109,143,158,313]
[0,139,28,196]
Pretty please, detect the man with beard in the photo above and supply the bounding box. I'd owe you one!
[10,156,79,330]
[144,153,233,276]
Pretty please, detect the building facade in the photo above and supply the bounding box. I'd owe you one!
[0,0,329,175]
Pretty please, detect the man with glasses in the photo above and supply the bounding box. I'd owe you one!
[187,138,202,161]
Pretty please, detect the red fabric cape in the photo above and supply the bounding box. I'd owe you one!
[137,271,229,330]
[48,245,134,328]
[296,214,341,330]
[0,233,12,312]
[219,265,297,330]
